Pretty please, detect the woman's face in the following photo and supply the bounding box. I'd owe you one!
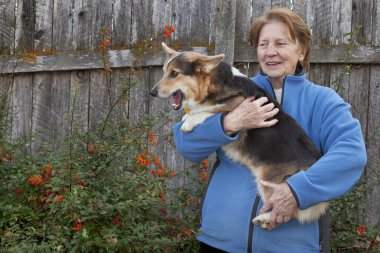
[257,21,305,85]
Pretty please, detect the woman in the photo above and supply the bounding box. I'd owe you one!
[173,8,366,253]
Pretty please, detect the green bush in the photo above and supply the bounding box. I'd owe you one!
[0,114,206,252]
[0,71,207,252]
[330,181,380,252]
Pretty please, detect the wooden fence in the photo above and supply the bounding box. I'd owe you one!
[0,0,379,227]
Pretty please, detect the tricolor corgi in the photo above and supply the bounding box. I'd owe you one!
[150,43,328,229]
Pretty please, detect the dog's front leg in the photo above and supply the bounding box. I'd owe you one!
[252,212,274,230]
[180,112,215,132]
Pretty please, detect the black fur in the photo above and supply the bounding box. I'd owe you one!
[212,62,321,167]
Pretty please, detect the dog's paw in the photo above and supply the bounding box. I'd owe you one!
[180,121,195,132]
[253,212,273,230]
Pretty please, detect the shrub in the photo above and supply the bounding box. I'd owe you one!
[0,111,206,252]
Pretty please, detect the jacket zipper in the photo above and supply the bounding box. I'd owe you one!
[247,195,261,253]
[199,158,220,226]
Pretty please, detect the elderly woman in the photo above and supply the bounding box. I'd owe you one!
[173,7,366,253]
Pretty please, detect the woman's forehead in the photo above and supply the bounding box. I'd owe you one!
[259,21,294,41]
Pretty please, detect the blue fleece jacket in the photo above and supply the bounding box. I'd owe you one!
[173,71,366,253]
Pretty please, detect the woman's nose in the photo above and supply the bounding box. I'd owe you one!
[266,44,278,56]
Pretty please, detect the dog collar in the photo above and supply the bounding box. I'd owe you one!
[183,107,190,114]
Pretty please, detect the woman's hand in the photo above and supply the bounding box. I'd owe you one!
[223,96,279,135]
[259,180,298,229]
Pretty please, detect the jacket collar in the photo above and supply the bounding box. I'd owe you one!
[251,68,308,114]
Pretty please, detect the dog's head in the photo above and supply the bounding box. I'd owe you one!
[150,43,225,110]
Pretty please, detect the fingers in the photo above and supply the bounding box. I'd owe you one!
[253,96,269,107]
[257,119,278,129]
[261,101,275,112]
[269,211,279,229]
[259,201,272,214]
[276,214,284,224]
[229,96,279,130]
[270,210,286,224]
[283,216,291,223]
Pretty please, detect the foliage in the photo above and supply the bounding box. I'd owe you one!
[329,25,379,252]
[330,25,364,93]
[330,179,380,252]
[0,24,208,252]
[0,85,206,252]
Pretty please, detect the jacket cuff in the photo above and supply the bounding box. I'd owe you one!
[286,170,313,210]
[286,182,300,208]
[220,112,239,137]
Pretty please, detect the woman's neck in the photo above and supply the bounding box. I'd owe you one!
[269,78,284,89]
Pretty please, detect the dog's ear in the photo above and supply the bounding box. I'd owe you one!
[162,42,178,58]
[197,54,225,73]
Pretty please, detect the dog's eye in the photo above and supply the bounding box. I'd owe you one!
[170,71,179,78]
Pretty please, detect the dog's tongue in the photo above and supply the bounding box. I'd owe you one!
[172,91,182,110]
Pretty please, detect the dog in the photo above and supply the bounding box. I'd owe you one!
[150,43,328,230]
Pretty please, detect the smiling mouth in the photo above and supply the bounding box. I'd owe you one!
[172,90,183,110]
[266,62,282,66]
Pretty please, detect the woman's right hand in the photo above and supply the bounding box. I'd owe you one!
[223,96,279,135]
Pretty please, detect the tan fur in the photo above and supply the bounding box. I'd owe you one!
[152,43,329,229]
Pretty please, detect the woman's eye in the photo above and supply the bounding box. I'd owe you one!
[170,71,179,78]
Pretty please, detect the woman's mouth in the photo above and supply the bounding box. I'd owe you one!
[266,62,282,66]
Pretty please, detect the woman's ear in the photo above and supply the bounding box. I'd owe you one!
[299,47,307,62]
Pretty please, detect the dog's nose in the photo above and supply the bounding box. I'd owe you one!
[150,89,157,97]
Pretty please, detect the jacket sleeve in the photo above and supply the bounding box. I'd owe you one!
[287,90,367,210]
[173,113,240,163]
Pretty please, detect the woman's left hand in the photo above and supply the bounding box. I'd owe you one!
[259,180,298,229]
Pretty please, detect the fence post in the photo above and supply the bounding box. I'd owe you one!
[214,0,236,65]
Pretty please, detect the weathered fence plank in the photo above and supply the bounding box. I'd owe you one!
[131,0,154,44]
[52,0,73,51]
[73,0,94,51]
[15,0,35,53]
[376,1,380,46]
[214,0,236,65]
[11,74,33,146]
[331,0,352,44]
[348,66,370,135]
[87,1,115,132]
[89,70,114,131]
[234,0,253,45]
[1,44,379,74]
[31,72,52,153]
[0,74,13,140]
[307,64,332,89]
[34,0,53,51]
[113,0,133,48]
[366,65,380,226]
[32,0,54,153]
[70,70,90,133]
[50,72,72,149]
[172,0,215,45]
[352,0,377,45]
[0,0,15,55]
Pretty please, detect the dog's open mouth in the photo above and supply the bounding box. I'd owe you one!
[172,90,183,110]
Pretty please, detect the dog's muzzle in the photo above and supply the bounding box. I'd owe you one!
[149,88,158,97]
